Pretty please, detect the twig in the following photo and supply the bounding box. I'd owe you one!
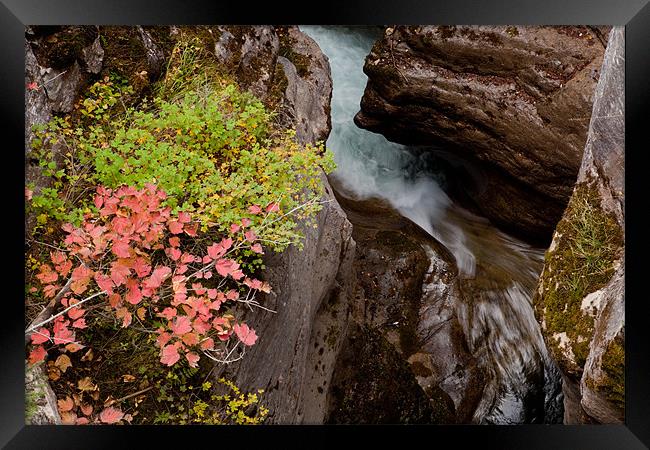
[25,290,106,335]
[113,386,154,405]
[24,278,73,346]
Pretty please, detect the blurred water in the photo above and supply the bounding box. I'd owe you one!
[302,25,563,424]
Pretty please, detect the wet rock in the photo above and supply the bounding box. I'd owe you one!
[533,27,624,424]
[327,322,454,423]
[334,192,484,423]
[354,26,608,241]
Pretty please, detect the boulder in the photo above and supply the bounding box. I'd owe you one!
[332,193,484,423]
[354,26,608,242]
[533,27,624,424]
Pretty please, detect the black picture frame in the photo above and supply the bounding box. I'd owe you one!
[2,1,648,448]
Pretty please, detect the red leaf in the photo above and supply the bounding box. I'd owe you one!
[31,327,50,345]
[184,223,198,237]
[125,288,142,305]
[181,252,195,264]
[178,211,191,224]
[57,396,74,413]
[110,262,131,286]
[206,243,225,261]
[53,319,75,345]
[144,266,172,289]
[248,205,262,215]
[241,218,251,227]
[94,273,114,295]
[166,247,181,261]
[200,338,214,351]
[244,278,263,290]
[133,258,152,278]
[233,323,258,346]
[230,223,241,234]
[170,316,192,336]
[168,220,184,234]
[116,307,132,327]
[185,352,200,368]
[43,284,59,299]
[168,237,180,248]
[244,230,257,243]
[67,307,85,320]
[27,81,38,91]
[99,406,124,424]
[220,237,233,251]
[72,318,87,329]
[182,333,199,346]
[36,264,58,284]
[112,239,131,258]
[160,343,181,366]
[56,260,73,278]
[50,251,67,266]
[215,258,237,277]
[156,331,171,348]
[266,202,280,213]
[94,194,104,210]
[28,345,47,364]
[251,243,263,254]
[158,307,176,321]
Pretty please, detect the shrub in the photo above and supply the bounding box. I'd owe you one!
[28,78,335,253]
[26,184,274,424]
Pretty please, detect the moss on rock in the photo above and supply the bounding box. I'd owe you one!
[596,335,625,410]
[534,178,623,375]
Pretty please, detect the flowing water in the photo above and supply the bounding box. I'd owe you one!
[302,25,563,424]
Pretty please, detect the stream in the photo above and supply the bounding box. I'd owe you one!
[302,25,563,424]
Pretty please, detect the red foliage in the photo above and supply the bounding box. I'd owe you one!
[29,184,274,370]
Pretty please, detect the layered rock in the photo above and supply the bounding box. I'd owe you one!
[354,25,608,242]
[533,27,624,424]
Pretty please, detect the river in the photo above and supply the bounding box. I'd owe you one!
[302,25,563,424]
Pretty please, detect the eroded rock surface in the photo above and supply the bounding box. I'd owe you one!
[533,27,624,424]
[354,25,608,241]
[329,193,484,423]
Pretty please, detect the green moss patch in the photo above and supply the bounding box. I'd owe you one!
[597,335,625,411]
[277,27,312,78]
[534,179,623,373]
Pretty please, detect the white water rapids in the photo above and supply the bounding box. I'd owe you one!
[302,25,563,424]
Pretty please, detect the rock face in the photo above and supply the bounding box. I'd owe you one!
[533,27,624,424]
[217,174,355,424]
[328,193,484,423]
[25,364,61,425]
[354,25,608,242]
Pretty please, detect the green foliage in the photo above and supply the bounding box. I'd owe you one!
[28,75,334,253]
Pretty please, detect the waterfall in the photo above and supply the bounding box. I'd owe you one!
[302,25,563,424]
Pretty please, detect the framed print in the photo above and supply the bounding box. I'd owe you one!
[2,0,649,448]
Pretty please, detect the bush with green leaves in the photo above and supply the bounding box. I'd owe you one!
[28,78,335,253]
